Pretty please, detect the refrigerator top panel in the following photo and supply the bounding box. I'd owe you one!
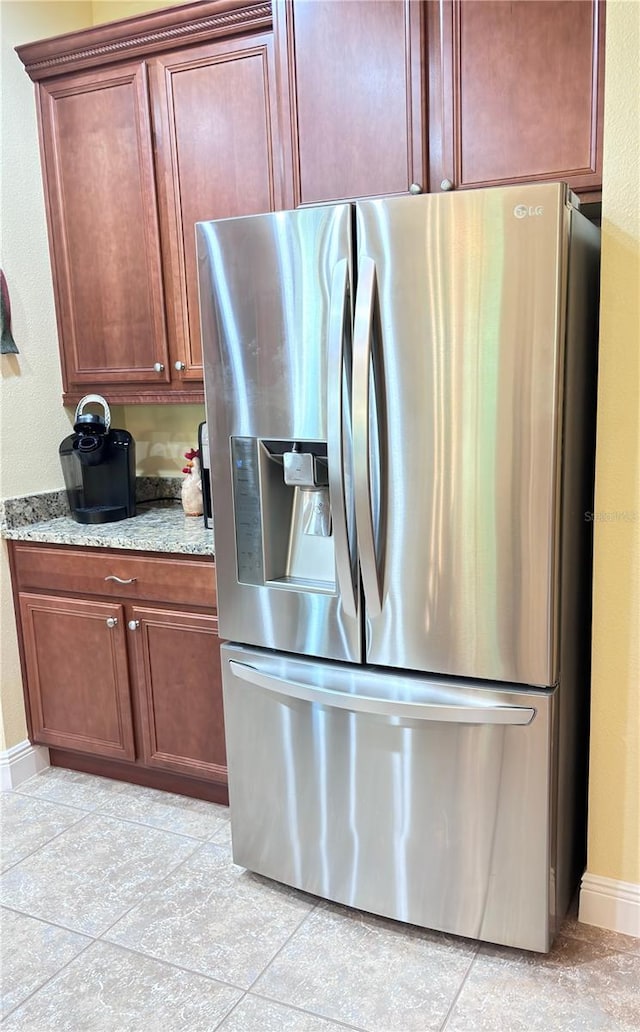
[197,204,361,663]
[354,183,570,686]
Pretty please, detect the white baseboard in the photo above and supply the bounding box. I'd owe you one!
[579,872,640,939]
[0,740,50,791]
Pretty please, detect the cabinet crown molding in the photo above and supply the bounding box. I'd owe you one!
[16,0,272,81]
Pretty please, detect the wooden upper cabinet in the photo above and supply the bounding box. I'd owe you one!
[38,64,170,395]
[277,0,425,205]
[429,0,604,199]
[150,33,286,380]
[17,0,276,404]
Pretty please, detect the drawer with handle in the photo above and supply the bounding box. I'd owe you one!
[10,543,216,609]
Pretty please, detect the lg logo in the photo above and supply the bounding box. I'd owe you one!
[514,204,544,219]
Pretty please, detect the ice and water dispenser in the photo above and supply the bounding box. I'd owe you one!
[231,438,335,592]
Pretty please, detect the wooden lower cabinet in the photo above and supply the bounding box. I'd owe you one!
[131,606,226,781]
[19,594,136,762]
[10,543,226,803]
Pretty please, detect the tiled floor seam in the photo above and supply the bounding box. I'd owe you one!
[93,837,215,941]
[560,928,640,958]
[239,901,369,1032]
[0,903,97,941]
[92,935,248,993]
[1,835,211,940]
[243,896,321,995]
[210,989,250,1030]
[437,943,480,1032]
[12,785,232,844]
[87,807,222,843]
[12,787,97,812]
[246,988,369,1032]
[0,925,96,1023]
[0,807,91,876]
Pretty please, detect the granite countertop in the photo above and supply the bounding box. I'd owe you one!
[0,478,214,557]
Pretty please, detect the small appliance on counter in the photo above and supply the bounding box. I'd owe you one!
[198,421,213,530]
[59,394,135,524]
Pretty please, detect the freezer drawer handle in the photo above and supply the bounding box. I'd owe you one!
[229,661,536,726]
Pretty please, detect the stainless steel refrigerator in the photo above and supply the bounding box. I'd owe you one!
[197,183,600,952]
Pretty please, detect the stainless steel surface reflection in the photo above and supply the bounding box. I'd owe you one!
[198,183,601,954]
[222,643,555,953]
[197,205,360,663]
[355,187,566,685]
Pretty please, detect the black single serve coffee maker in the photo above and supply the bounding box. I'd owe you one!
[59,394,136,524]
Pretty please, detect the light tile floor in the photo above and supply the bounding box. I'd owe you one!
[1,768,639,1031]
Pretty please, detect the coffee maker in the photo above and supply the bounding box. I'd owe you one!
[59,394,136,524]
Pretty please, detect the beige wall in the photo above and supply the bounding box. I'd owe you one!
[91,0,189,25]
[0,0,198,751]
[587,0,640,886]
[0,1,94,751]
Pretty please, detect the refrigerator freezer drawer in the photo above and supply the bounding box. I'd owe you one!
[222,644,556,952]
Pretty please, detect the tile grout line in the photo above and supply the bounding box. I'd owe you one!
[0,902,97,940]
[1,842,244,1023]
[0,918,244,1024]
[243,895,321,995]
[0,922,97,1023]
[0,808,92,877]
[1,822,219,941]
[94,838,215,941]
[210,989,250,1030]
[209,900,327,1032]
[90,934,248,993]
[2,798,227,884]
[81,807,226,844]
[9,787,96,814]
[559,926,640,959]
[10,786,230,845]
[247,987,370,1032]
[235,899,370,1032]
[438,944,480,1032]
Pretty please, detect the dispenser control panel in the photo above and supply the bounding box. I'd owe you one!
[231,437,264,586]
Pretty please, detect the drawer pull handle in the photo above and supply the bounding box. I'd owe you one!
[105,575,137,585]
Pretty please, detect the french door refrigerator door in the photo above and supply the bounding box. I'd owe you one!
[198,205,360,662]
[222,643,556,952]
[354,183,569,686]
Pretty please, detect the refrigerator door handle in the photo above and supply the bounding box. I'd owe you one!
[353,255,382,616]
[229,661,536,726]
[327,259,357,618]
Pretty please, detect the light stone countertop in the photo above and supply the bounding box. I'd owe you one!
[0,480,214,557]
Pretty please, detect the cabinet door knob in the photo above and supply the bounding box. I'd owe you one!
[409,182,423,195]
[440,178,454,192]
[106,617,118,629]
[174,361,186,372]
[128,620,140,631]
[153,362,165,373]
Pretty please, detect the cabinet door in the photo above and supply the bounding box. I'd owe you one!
[277,0,425,205]
[150,34,286,381]
[131,607,226,783]
[19,594,135,760]
[429,0,604,199]
[38,63,169,396]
